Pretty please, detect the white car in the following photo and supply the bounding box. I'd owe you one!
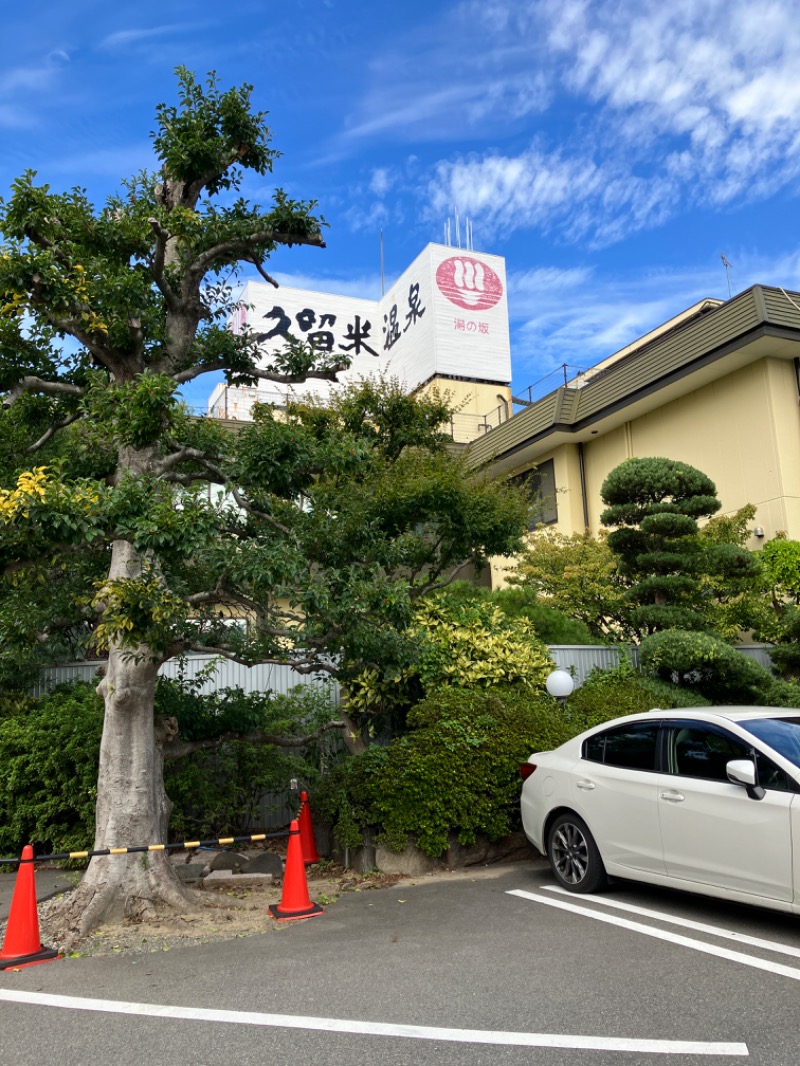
[520,707,800,914]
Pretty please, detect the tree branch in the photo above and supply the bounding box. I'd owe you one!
[147,217,180,310]
[171,358,347,387]
[161,717,345,761]
[27,411,83,452]
[3,377,84,408]
[185,228,326,288]
[195,458,300,544]
[247,256,278,287]
[153,446,212,475]
[174,636,340,673]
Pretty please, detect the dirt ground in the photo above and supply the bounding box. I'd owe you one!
[31,863,515,958]
[32,863,403,957]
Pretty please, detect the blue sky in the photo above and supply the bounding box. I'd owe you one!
[3,0,800,409]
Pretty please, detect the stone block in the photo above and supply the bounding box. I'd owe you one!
[208,851,248,872]
[241,852,283,876]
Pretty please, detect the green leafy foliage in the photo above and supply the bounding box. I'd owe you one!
[441,581,605,645]
[639,629,800,706]
[345,588,553,726]
[316,686,575,857]
[509,529,635,639]
[600,458,759,635]
[0,679,339,856]
[565,660,710,729]
[316,663,723,858]
[160,677,342,838]
[0,684,103,857]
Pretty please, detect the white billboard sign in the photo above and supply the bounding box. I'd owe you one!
[230,243,511,402]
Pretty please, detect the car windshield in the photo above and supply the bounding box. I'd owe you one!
[738,717,800,769]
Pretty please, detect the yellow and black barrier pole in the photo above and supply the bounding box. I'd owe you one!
[0,830,292,868]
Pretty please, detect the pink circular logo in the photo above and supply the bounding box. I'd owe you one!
[436,256,503,311]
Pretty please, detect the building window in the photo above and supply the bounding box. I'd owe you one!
[510,459,558,529]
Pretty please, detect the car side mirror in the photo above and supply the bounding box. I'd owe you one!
[726,758,765,801]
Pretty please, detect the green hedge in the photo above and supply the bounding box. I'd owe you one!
[316,664,714,859]
[316,685,576,857]
[566,660,710,729]
[0,684,103,857]
[639,630,800,707]
[0,680,337,856]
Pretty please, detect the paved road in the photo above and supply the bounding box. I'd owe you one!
[0,868,77,922]
[2,860,800,1065]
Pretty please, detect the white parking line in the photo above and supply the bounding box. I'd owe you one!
[0,989,748,1056]
[543,885,800,959]
[509,888,800,982]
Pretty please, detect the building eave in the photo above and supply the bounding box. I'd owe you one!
[467,285,800,476]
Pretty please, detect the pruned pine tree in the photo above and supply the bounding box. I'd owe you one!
[600,457,757,633]
[0,70,528,942]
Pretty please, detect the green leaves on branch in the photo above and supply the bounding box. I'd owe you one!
[345,591,554,721]
[600,457,757,635]
[509,529,633,639]
[153,69,278,195]
[316,687,574,857]
[82,374,181,449]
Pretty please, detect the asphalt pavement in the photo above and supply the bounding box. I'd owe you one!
[2,861,800,1065]
[0,867,77,922]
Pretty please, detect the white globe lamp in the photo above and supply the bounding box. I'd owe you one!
[546,669,575,703]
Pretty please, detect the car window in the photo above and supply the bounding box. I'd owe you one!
[583,722,659,771]
[667,724,792,790]
[668,725,748,780]
[739,717,800,771]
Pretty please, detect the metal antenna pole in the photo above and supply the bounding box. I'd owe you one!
[720,253,733,298]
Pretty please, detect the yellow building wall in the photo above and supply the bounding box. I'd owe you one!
[490,355,800,588]
[580,357,800,541]
[415,377,513,444]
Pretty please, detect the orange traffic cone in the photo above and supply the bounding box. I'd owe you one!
[0,846,60,970]
[268,821,324,921]
[298,791,320,865]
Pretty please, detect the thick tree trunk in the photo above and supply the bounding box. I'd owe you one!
[50,540,194,943]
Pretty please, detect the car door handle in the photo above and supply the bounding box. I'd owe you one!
[576,780,596,791]
[660,790,685,802]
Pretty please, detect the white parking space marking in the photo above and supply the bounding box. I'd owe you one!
[0,989,748,1056]
[544,886,800,959]
[509,888,800,982]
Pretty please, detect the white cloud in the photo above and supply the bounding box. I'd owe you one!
[369,168,393,196]
[423,0,800,246]
[506,245,800,388]
[428,147,678,247]
[0,51,71,128]
[99,25,186,50]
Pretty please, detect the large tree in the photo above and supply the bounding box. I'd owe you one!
[0,71,527,941]
[600,457,757,633]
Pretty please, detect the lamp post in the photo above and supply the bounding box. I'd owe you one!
[546,668,574,704]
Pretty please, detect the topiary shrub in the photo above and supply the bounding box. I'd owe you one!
[316,685,574,858]
[638,629,800,706]
[565,660,709,731]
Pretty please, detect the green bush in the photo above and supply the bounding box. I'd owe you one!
[160,678,341,837]
[489,587,606,645]
[0,678,339,856]
[638,629,799,706]
[316,686,575,857]
[565,660,709,730]
[0,683,103,857]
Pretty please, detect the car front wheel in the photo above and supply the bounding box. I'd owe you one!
[546,812,607,893]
